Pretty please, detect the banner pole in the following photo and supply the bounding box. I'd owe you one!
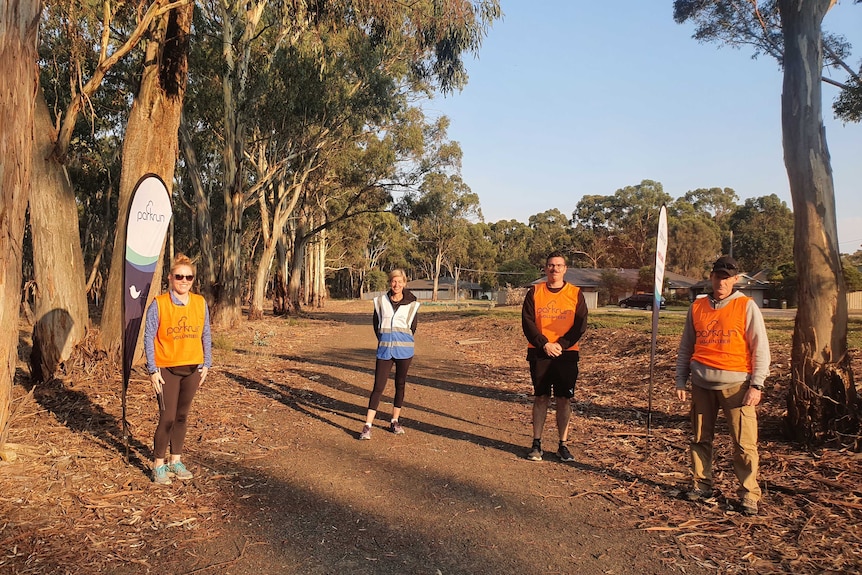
[648,205,668,438]
[121,174,173,464]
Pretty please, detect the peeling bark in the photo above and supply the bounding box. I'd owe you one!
[779,0,859,447]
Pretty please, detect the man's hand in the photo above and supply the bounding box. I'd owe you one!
[676,388,687,402]
[743,387,762,406]
[543,342,563,357]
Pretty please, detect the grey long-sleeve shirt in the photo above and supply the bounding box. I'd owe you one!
[675,291,771,390]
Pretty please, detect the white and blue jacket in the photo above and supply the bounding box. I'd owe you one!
[373,290,420,360]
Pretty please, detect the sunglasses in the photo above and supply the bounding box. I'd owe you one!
[173,274,195,281]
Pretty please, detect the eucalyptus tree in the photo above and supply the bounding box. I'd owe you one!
[569,224,616,269]
[32,1,188,372]
[606,180,673,268]
[462,222,499,289]
[674,0,861,444]
[183,0,500,326]
[526,209,574,268]
[329,211,408,298]
[400,172,481,301]
[681,187,738,229]
[666,196,723,279]
[727,194,794,273]
[572,180,673,269]
[100,0,195,355]
[1,0,41,447]
[487,219,534,269]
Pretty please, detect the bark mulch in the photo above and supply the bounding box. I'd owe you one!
[1,302,860,574]
[424,311,862,574]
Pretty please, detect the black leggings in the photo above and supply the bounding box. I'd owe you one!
[153,367,201,458]
[367,357,412,412]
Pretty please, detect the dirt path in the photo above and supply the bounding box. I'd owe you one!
[7,301,862,574]
[153,304,701,575]
[3,302,720,575]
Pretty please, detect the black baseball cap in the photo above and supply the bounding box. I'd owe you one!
[712,255,739,278]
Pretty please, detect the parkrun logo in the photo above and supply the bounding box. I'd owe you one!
[695,319,738,344]
[137,200,166,223]
[166,316,201,339]
[537,299,573,321]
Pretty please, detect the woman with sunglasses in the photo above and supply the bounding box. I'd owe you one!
[144,254,212,485]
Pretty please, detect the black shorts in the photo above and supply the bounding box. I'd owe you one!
[528,351,579,398]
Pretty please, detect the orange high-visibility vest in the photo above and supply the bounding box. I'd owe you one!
[154,292,206,368]
[528,282,581,351]
[691,296,752,373]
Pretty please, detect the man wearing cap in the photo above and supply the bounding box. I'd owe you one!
[675,255,771,515]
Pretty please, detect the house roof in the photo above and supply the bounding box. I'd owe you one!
[406,277,483,291]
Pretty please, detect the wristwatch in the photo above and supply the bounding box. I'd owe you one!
[751,384,764,391]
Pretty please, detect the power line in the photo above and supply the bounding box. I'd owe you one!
[455,267,526,275]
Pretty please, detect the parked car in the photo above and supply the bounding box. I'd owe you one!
[618,293,666,310]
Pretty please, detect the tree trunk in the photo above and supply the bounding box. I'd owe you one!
[432,249,443,301]
[302,239,311,308]
[28,92,89,383]
[100,3,193,355]
[287,221,308,313]
[315,228,327,308]
[272,237,289,315]
[178,119,215,302]
[0,0,40,445]
[249,234,278,320]
[779,0,859,447]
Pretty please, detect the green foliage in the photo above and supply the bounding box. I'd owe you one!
[843,257,862,291]
[572,180,673,269]
[398,171,481,289]
[365,269,389,292]
[728,194,794,273]
[463,222,498,289]
[527,209,574,268]
[599,270,633,306]
[673,0,859,124]
[498,258,541,287]
[488,220,534,267]
[767,262,797,307]
[666,208,722,279]
[833,76,862,123]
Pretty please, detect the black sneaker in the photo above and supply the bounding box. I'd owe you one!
[526,441,543,461]
[557,444,575,462]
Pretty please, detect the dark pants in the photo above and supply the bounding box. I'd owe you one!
[153,367,201,458]
[367,357,412,411]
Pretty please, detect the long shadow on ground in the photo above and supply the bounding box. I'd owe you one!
[21,372,151,474]
[224,369,525,457]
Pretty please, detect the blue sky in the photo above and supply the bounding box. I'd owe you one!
[423,1,862,254]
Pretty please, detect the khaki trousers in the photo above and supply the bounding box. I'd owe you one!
[689,381,761,502]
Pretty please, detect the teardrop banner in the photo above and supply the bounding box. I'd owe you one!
[122,174,172,460]
[647,204,668,437]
